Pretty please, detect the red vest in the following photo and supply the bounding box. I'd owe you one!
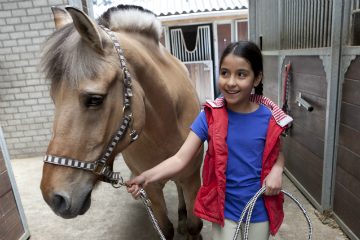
[193,95,292,235]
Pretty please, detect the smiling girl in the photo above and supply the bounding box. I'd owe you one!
[126,41,293,239]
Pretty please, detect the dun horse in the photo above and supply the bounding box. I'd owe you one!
[40,5,204,240]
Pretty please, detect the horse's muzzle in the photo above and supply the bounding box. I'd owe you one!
[43,189,92,219]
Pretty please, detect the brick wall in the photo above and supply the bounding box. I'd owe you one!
[0,0,69,159]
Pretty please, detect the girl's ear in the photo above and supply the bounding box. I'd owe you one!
[254,72,263,87]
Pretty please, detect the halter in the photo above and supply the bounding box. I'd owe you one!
[43,25,139,188]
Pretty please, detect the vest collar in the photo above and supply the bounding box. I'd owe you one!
[206,94,293,128]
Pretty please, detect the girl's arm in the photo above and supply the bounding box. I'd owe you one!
[126,130,203,199]
[262,140,285,196]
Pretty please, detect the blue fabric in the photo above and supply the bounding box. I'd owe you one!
[190,105,272,223]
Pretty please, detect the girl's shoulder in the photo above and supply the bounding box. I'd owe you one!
[258,104,272,116]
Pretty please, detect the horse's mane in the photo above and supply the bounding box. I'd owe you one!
[40,5,161,88]
[98,5,162,41]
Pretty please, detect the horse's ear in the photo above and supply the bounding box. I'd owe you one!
[65,6,108,52]
[51,7,73,30]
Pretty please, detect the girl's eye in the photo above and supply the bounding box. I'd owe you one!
[238,72,246,77]
[85,95,104,108]
[221,71,228,76]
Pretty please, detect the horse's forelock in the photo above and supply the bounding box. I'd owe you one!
[40,24,112,89]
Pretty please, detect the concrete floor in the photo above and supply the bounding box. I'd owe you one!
[10,156,348,240]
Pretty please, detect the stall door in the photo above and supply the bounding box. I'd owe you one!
[170,25,214,105]
[0,127,30,240]
[184,61,214,105]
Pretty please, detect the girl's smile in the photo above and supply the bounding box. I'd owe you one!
[225,90,240,94]
[218,53,262,113]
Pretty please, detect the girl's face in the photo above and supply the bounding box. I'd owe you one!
[218,54,262,111]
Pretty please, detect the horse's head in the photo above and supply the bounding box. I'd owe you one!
[39,7,145,218]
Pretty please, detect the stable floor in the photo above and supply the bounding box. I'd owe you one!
[10,156,348,240]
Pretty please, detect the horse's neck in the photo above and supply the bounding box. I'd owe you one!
[121,34,176,107]
[119,34,179,136]
[119,34,200,156]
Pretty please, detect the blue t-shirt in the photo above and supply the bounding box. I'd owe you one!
[190,105,272,223]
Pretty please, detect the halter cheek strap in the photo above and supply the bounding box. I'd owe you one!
[43,25,138,187]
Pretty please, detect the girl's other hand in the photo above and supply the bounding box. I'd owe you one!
[262,169,282,196]
[125,175,146,200]
[263,143,285,196]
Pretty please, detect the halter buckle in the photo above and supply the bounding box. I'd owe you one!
[130,130,138,142]
[122,67,132,87]
[93,162,105,175]
[111,177,124,188]
[123,105,132,118]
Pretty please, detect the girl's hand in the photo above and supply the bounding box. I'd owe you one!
[262,169,283,196]
[125,175,146,200]
[263,140,285,196]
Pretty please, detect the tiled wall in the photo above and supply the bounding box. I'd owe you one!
[0,0,68,158]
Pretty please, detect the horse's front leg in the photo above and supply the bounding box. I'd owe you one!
[179,170,203,240]
[146,181,175,239]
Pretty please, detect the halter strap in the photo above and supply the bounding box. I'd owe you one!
[43,25,138,187]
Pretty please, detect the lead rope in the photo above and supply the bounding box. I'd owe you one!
[233,186,312,240]
[139,186,167,240]
[112,180,166,239]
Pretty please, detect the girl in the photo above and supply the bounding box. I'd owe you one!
[126,41,293,239]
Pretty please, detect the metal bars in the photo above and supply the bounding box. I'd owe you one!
[283,0,333,49]
[170,26,212,62]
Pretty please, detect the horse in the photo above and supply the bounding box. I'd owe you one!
[39,5,204,240]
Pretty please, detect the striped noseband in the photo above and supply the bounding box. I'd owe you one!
[43,25,138,187]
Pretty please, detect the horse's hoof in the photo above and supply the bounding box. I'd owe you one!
[182,233,203,240]
[177,220,187,235]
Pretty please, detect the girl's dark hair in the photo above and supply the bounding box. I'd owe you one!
[219,41,263,95]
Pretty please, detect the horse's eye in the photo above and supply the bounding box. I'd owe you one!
[85,95,104,108]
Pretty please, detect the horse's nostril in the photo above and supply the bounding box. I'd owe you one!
[53,194,70,214]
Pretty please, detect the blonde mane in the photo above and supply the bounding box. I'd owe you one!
[97,5,162,41]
